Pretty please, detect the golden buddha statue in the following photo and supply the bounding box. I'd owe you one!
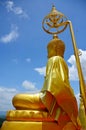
[8,35,81,130]
[12,35,66,111]
[1,5,84,130]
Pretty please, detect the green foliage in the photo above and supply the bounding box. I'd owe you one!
[0,116,6,128]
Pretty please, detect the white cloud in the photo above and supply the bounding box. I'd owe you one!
[6,0,13,11]
[34,67,46,76]
[79,49,86,80]
[0,87,18,111]
[68,55,78,80]
[6,0,28,18]
[68,49,86,81]
[0,25,19,43]
[22,80,38,92]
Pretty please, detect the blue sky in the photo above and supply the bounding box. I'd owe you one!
[0,0,86,111]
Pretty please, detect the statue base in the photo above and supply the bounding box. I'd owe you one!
[1,121,60,130]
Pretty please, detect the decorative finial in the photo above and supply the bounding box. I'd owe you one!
[52,4,55,7]
[42,5,68,35]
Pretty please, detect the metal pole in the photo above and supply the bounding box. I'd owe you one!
[68,21,86,112]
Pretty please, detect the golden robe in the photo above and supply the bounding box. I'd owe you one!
[40,56,81,129]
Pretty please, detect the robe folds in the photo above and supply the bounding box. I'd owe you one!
[41,56,81,129]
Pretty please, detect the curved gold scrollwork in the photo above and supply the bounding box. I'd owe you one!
[42,5,68,35]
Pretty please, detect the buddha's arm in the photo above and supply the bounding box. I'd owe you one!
[42,56,74,92]
[58,57,74,95]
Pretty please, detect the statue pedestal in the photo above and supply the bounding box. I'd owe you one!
[1,121,60,130]
[0,110,61,130]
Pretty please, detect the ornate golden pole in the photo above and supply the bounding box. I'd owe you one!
[68,21,86,112]
[42,5,86,112]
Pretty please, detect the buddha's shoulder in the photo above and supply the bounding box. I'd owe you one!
[47,56,68,69]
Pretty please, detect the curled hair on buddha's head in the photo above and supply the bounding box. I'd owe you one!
[47,35,65,58]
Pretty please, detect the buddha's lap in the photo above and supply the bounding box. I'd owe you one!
[12,93,46,110]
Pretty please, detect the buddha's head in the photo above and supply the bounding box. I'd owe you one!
[47,35,65,58]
